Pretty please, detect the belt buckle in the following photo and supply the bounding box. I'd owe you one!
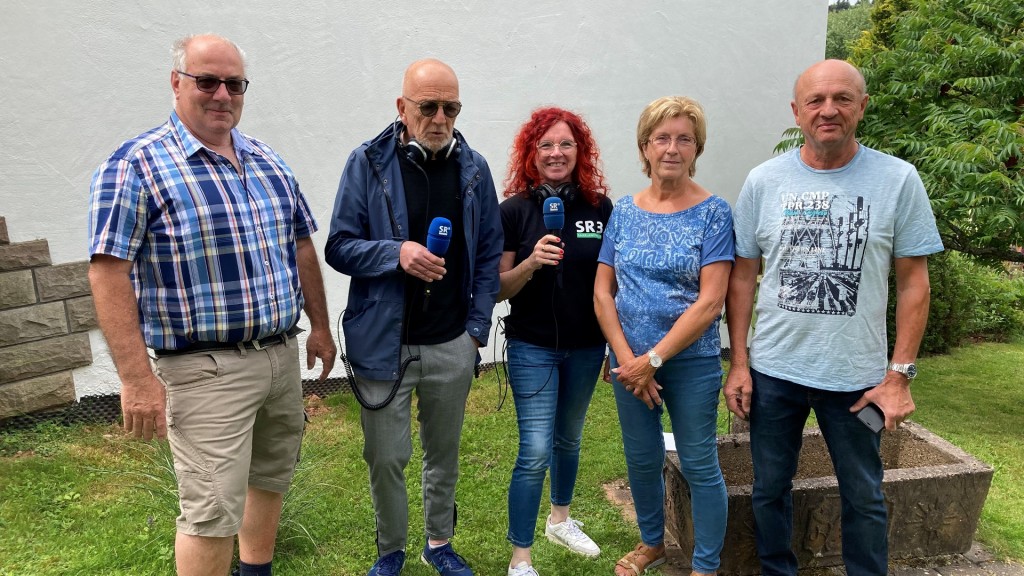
[251,338,265,351]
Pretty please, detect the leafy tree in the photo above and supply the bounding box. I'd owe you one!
[852,0,1024,262]
[850,0,914,59]
[826,1,873,60]
[781,0,1024,263]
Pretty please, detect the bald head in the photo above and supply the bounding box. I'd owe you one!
[402,58,458,96]
[793,59,865,100]
[790,59,869,168]
[170,33,248,149]
[397,59,461,154]
[172,34,247,76]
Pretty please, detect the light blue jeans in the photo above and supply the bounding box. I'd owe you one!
[506,339,605,548]
[610,352,726,573]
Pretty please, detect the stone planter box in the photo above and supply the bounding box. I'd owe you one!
[664,422,993,575]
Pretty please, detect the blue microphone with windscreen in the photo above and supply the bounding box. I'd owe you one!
[542,197,564,234]
[423,217,452,311]
[426,217,452,256]
[542,197,565,285]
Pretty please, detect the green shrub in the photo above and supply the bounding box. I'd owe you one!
[888,251,1024,355]
[965,262,1024,340]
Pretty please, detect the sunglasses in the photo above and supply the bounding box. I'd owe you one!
[403,96,462,119]
[177,70,249,95]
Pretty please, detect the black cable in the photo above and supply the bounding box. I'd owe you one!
[493,312,510,411]
[498,240,562,409]
[336,135,435,412]
[507,277,559,402]
[335,309,420,411]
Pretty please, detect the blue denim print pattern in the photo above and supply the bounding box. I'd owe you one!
[597,195,734,357]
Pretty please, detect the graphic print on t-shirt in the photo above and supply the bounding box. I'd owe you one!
[574,219,604,239]
[777,191,869,316]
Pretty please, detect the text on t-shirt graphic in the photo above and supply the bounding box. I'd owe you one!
[575,219,604,239]
[777,191,869,316]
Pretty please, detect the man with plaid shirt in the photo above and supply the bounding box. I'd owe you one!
[88,34,334,576]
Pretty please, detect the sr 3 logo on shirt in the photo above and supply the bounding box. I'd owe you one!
[575,220,604,239]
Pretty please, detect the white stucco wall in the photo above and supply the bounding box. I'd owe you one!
[0,1,826,398]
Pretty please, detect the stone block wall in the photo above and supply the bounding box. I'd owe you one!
[0,216,95,420]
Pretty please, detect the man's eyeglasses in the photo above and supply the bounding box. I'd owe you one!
[537,140,577,153]
[403,96,462,119]
[648,134,697,148]
[177,70,249,95]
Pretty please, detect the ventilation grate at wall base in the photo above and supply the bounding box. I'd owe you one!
[0,376,361,432]
[1,355,733,433]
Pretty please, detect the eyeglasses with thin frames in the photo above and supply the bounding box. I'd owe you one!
[537,140,577,153]
[647,134,697,148]
[176,70,249,95]
[403,96,462,119]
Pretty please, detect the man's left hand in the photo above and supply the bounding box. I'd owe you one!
[305,327,337,382]
[851,372,915,431]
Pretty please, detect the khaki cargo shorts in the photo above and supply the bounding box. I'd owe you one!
[154,339,304,537]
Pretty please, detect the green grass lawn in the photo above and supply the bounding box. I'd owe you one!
[1,339,1021,575]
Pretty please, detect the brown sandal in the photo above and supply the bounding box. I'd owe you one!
[614,543,666,575]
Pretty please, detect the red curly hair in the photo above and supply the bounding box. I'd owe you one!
[502,107,609,206]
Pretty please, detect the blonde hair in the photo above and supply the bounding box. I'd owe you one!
[636,96,707,177]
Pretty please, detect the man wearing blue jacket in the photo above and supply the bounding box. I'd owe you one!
[324,58,502,576]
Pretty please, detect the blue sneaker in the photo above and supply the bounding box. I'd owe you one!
[368,550,405,576]
[420,540,474,575]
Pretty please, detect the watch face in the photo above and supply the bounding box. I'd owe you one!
[649,351,663,368]
[906,364,918,378]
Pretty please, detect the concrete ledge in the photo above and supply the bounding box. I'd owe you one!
[0,302,68,347]
[665,422,993,575]
[35,261,91,302]
[0,371,76,420]
[65,295,98,332]
[0,270,36,310]
[0,239,50,272]
[0,332,92,384]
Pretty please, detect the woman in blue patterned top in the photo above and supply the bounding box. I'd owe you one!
[594,96,734,576]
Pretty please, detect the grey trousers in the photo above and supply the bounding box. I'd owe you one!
[357,331,477,557]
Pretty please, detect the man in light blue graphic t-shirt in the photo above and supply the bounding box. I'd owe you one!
[724,60,943,576]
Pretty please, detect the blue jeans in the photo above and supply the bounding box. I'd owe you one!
[611,353,726,573]
[506,339,605,548]
[749,369,887,576]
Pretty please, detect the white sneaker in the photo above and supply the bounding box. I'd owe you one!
[545,515,601,557]
[508,561,539,576]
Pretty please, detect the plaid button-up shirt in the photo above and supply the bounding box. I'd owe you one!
[88,112,317,350]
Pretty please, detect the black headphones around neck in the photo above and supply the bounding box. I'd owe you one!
[531,182,578,205]
[404,137,459,166]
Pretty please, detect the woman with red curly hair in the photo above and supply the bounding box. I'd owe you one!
[497,107,612,576]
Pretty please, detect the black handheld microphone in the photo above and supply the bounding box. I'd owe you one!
[542,197,565,286]
[423,217,452,311]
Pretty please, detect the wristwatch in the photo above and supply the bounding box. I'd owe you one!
[647,350,663,368]
[888,362,917,380]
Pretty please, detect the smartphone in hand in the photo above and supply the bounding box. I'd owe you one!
[856,403,885,433]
